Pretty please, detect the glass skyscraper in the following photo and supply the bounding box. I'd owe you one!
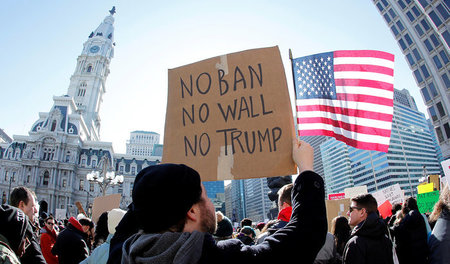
[372,0,450,158]
[321,89,441,197]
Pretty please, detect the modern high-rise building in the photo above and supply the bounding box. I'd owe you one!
[321,89,441,197]
[372,0,450,158]
[126,131,160,157]
[243,178,273,223]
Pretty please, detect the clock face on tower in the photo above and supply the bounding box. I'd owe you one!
[90,46,100,53]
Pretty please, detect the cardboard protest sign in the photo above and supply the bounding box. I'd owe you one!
[418,182,434,194]
[378,200,392,219]
[328,192,345,200]
[91,194,121,224]
[325,198,350,231]
[344,185,367,199]
[441,159,450,186]
[372,183,404,206]
[417,191,440,214]
[163,46,296,181]
[55,209,66,220]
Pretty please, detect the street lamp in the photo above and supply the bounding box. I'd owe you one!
[86,155,124,196]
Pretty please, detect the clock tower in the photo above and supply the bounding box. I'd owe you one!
[66,7,116,141]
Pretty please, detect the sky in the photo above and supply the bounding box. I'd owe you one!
[0,0,426,154]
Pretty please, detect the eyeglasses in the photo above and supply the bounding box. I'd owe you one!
[348,206,362,213]
[46,222,55,226]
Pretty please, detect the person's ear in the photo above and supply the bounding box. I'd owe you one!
[186,204,200,222]
[18,200,26,211]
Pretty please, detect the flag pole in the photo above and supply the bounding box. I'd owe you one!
[289,49,300,138]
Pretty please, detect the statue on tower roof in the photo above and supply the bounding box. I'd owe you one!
[109,6,116,16]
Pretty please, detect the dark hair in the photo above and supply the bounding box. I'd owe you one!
[402,197,419,215]
[331,216,351,255]
[94,211,109,248]
[45,216,54,223]
[10,186,33,207]
[241,218,252,227]
[278,183,293,207]
[391,203,402,214]
[351,194,378,214]
[79,218,94,229]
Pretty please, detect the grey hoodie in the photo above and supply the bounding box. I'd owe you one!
[122,231,205,264]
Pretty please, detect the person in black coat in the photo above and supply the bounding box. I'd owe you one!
[392,197,429,264]
[111,139,327,264]
[52,216,90,264]
[343,194,393,264]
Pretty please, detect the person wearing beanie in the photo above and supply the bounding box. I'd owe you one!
[81,208,126,264]
[214,211,233,241]
[0,204,30,264]
[116,139,327,264]
[52,216,90,264]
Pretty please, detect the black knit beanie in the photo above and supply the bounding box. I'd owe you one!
[0,204,29,252]
[132,163,202,233]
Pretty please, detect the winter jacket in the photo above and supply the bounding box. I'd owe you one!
[392,209,429,264]
[314,232,336,264]
[40,226,58,264]
[52,218,89,264]
[20,220,46,264]
[428,207,450,264]
[80,234,113,264]
[343,212,393,264]
[121,170,327,264]
[0,234,21,264]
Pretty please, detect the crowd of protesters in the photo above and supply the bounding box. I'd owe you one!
[1,139,449,263]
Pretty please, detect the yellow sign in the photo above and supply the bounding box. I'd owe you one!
[417,182,434,194]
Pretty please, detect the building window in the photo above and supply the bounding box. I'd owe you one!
[381,0,389,7]
[399,39,407,50]
[79,180,84,191]
[429,11,443,27]
[430,34,440,47]
[420,65,430,79]
[429,82,439,97]
[420,19,430,31]
[27,175,31,183]
[81,159,86,166]
[429,106,438,121]
[90,183,94,192]
[421,87,431,102]
[433,55,443,69]
[414,24,424,36]
[417,0,428,8]
[388,8,397,19]
[404,33,413,45]
[92,160,97,168]
[412,48,421,61]
[442,31,450,48]
[396,20,405,31]
[43,171,49,186]
[414,69,423,83]
[87,65,93,72]
[436,102,446,117]
[62,179,67,187]
[11,172,16,182]
[376,3,384,12]
[436,127,444,142]
[436,4,449,20]
[440,51,449,64]
[119,165,124,173]
[424,39,433,52]
[411,5,420,17]
[383,13,391,23]
[442,73,450,88]
[131,167,136,175]
[391,25,399,36]
[444,123,450,139]
[406,11,415,22]
[406,53,415,66]
[397,0,406,9]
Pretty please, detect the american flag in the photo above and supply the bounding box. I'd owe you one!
[293,50,394,152]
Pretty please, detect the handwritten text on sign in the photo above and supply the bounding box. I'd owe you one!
[163,47,296,181]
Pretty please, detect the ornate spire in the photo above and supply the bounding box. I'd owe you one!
[109,6,116,16]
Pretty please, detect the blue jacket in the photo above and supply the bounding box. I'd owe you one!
[80,234,113,264]
[428,207,450,264]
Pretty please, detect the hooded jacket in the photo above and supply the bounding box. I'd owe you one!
[343,212,393,264]
[120,170,327,264]
[0,205,29,264]
[392,209,429,264]
[52,217,89,264]
[428,207,450,264]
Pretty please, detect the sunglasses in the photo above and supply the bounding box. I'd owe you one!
[46,222,55,226]
[348,206,362,213]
